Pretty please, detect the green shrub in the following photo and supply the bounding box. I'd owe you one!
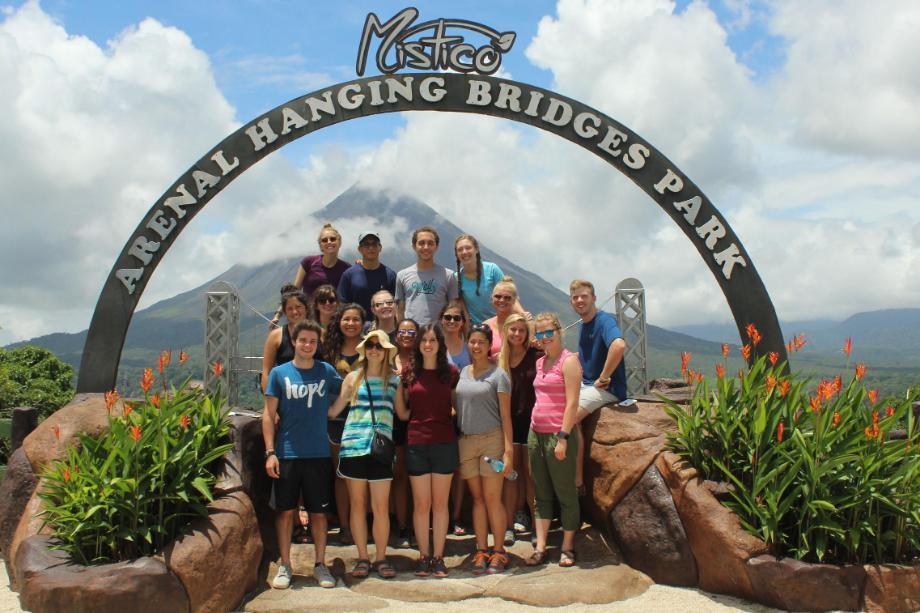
[39,355,232,564]
[0,345,74,419]
[663,333,919,565]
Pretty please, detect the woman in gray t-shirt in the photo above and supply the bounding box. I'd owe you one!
[453,324,513,574]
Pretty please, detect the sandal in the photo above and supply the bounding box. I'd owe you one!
[525,549,548,566]
[352,559,371,578]
[559,550,577,568]
[373,559,397,579]
[452,520,467,536]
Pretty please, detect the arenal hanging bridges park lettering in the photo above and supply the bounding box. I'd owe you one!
[80,7,782,393]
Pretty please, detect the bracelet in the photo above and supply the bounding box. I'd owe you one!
[558,431,570,440]
[264,449,276,459]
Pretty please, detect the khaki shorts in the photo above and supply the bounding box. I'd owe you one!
[579,384,620,415]
[458,427,504,480]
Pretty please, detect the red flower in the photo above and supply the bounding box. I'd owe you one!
[872,410,879,427]
[777,422,785,442]
[779,380,791,397]
[52,424,61,441]
[123,402,134,418]
[741,344,751,361]
[179,350,189,364]
[131,425,141,443]
[63,467,71,482]
[696,371,704,384]
[818,379,835,401]
[766,375,777,393]
[768,352,778,367]
[212,361,224,378]
[721,343,730,358]
[865,426,874,439]
[833,375,842,394]
[809,395,821,412]
[786,341,794,354]
[104,389,119,413]
[855,363,867,380]
[885,406,895,418]
[150,393,160,409]
[832,412,842,427]
[180,415,190,430]
[746,323,762,347]
[868,389,879,405]
[843,337,853,357]
[140,368,155,393]
[680,352,692,377]
[715,363,725,379]
[790,334,807,352]
[157,350,171,374]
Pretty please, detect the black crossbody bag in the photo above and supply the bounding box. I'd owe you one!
[366,378,395,466]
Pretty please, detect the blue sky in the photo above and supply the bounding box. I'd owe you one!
[1,0,918,344]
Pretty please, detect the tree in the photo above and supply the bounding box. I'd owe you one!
[0,345,74,418]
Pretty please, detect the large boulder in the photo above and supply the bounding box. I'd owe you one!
[745,554,866,612]
[609,463,697,586]
[862,564,920,613]
[228,413,271,516]
[0,448,38,564]
[15,535,190,613]
[21,394,111,473]
[7,487,50,584]
[160,491,262,613]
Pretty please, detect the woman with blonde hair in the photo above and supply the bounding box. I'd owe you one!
[482,276,520,357]
[498,313,541,546]
[328,329,401,579]
[525,313,581,568]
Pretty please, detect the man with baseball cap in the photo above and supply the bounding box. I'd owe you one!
[337,231,397,313]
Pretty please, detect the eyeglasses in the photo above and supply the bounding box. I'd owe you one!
[442,314,464,322]
[374,299,395,307]
[396,329,417,337]
[320,236,338,244]
[316,296,337,305]
[535,329,558,340]
[493,294,514,302]
[363,341,383,351]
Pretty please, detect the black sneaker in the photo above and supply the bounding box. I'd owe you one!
[431,556,449,578]
[414,555,431,577]
[396,528,412,549]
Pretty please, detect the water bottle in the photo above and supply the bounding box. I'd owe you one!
[483,456,518,481]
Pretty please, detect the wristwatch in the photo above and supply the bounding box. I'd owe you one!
[558,431,570,440]
[264,449,276,459]
[597,376,611,384]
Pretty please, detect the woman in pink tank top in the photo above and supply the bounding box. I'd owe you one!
[526,312,582,568]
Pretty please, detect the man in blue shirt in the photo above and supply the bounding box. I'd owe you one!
[263,320,342,589]
[569,279,627,495]
[337,231,397,313]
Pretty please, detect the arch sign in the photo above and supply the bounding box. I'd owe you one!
[76,7,785,393]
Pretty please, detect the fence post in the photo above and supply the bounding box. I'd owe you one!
[615,277,649,397]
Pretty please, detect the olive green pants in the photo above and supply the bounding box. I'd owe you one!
[527,428,580,531]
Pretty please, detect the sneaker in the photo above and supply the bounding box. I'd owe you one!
[272,564,293,589]
[451,520,467,536]
[431,556,449,578]
[396,528,412,549]
[487,550,510,574]
[471,549,491,575]
[314,563,336,589]
[414,555,431,577]
[503,529,515,546]
[513,510,530,533]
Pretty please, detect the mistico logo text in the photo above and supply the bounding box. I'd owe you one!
[356,7,516,76]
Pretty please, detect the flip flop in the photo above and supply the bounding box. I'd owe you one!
[373,559,396,579]
[559,550,577,568]
[352,559,371,578]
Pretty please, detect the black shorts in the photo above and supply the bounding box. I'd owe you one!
[406,442,460,476]
[328,420,345,446]
[270,457,333,513]
[512,414,531,445]
[393,417,408,446]
[337,454,393,482]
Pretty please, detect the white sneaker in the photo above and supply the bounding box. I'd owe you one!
[504,529,515,546]
[513,510,530,533]
[272,564,293,589]
[314,563,336,589]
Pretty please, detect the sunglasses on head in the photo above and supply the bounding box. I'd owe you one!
[363,341,383,351]
[397,329,417,337]
[320,236,338,244]
[535,329,558,340]
[316,296,337,305]
[374,299,395,307]
[493,294,514,302]
[442,314,464,322]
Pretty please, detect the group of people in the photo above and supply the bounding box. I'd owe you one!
[261,223,627,589]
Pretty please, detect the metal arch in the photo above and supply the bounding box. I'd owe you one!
[615,277,648,396]
[77,73,785,392]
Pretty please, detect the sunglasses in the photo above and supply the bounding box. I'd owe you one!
[396,329,417,337]
[442,314,464,322]
[535,329,558,340]
[374,299,395,307]
[316,296,337,305]
[493,294,514,302]
[320,236,338,244]
[363,341,384,351]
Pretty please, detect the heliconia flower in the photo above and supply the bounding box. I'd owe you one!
[791,334,807,352]
[160,350,171,366]
[741,344,751,361]
[809,395,821,412]
[140,368,155,393]
[52,425,61,441]
[777,422,785,442]
[842,337,853,357]
[104,389,120,412]
[131,425,141,443]
[715,363,725,379]
[868,389,879,405]
[766,375,777,393]
[685,368,696,384]
[833,375,842,394]
[150,394,160,409]
[180,415,190,430]
[872,410,879,427]
[865,426,874,439]
[832,412,842,427]
[721,343,730,358]
[855,363,867,380]
[695,371,704,384]
[768,352,778,367]
[123,402,134,418]
[212,361,224,378]
[179,350,189,364]
[779,380,791,397]
[680,352,692,376]
[786,341,794,354]
[746,323,763,347]
[818,380,836,401]
[63,467,71,482]
[885,406,895,418]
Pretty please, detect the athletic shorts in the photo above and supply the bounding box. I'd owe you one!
[579,385,620,415]
[328,420,345,446]
[393,417,408,446]
[270,457,333,513]
[337,454,393,482]
[458,427,504,480]
[406,441,459,476]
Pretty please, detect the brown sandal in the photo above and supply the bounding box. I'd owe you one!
[374,559,396,579]
[525,549,548,566]
[351,559,371,578]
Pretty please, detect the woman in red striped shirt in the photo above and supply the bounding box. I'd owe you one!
[526,312,582,568]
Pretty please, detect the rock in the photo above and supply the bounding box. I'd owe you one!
[0,448,38,564]
[609,464,697,586]
[21,394,111,473]
[245,586,388,612]
[702,480,735,499]
[161,491,262,613]
[15,535,190,613]
[862,564,920,613]
[350,575,485,602]
[10,407,39,452]
[7,487,50,583]
[587,401,675,446]
[483,564,653,606]
[654,451,697,508]
[668,477,769,600]
[649,378,693,403]
[213,450,244,497]
[746,554,866,612]
[583,434,666,521]
[228,413,272,516]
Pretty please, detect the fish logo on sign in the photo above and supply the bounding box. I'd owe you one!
[356,7,516,76]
